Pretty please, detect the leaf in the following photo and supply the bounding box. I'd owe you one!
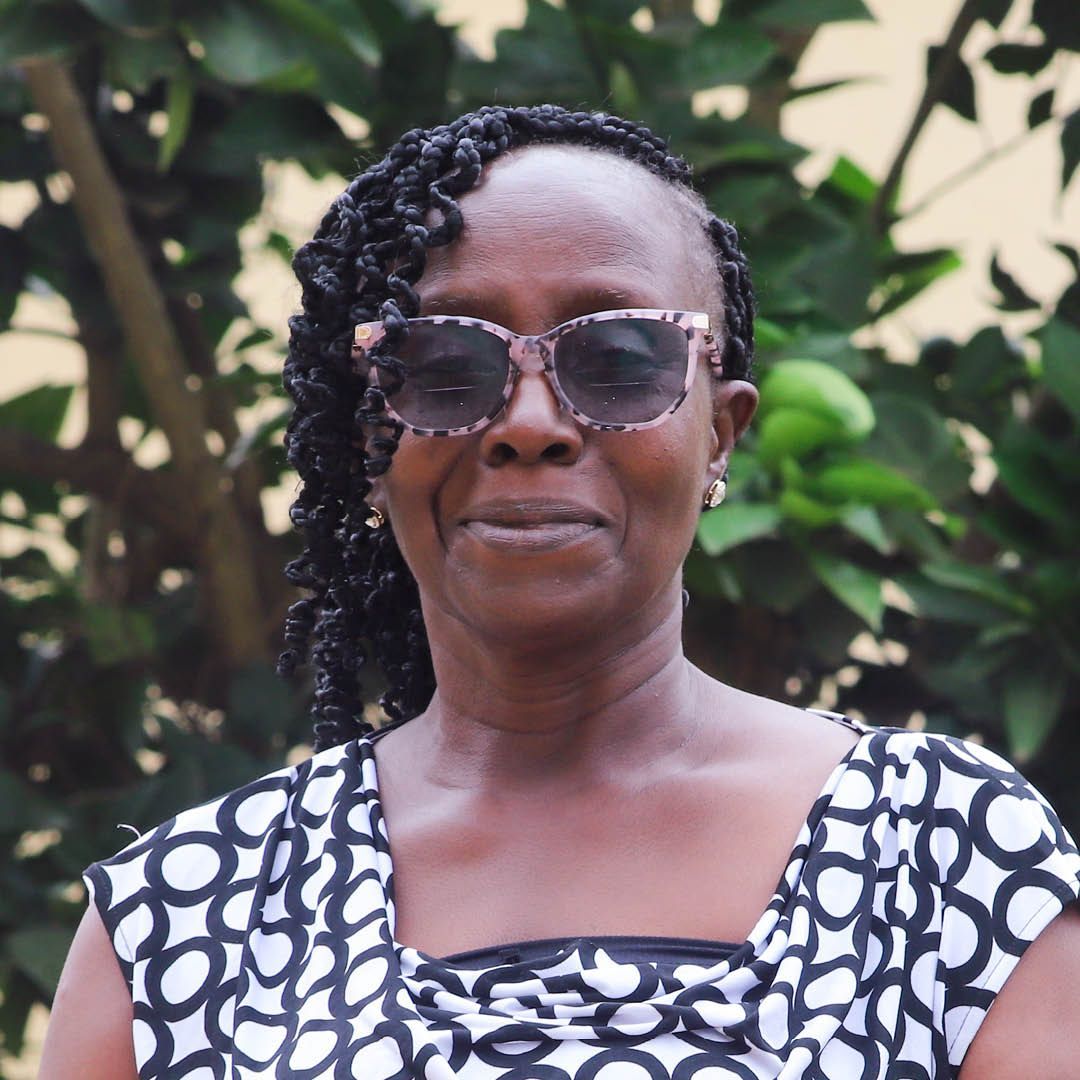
[812,459,937,510]
[158,66,194,172]
[842,506,893,555]
[922,562,1034,617]
[678,20,776,90]
[778,489,845,528]
[1062,109,1080,191]
[105,33,184,92]
[183,1,310,85]
[1028,88,1054,129]
[83,603,156,665]
[0,384,73,441]
[697,503,782,556]
[0,224,28,329]
[745,0,872,28]
[823,155,877,205]
[978,0,1013,27]
[1038,318,1080,421]
[758,359,875,442]
[872,247,962,319]
[6,926,75,996]
[927,45,977,123]
[808,550,883,631]
[989,252,1040,312]
[983,42,1055,75]
[1053,242,1080,274]
[756,408,844,467]
[0,5,97,63]
[76,0,167,30]
[1032,0,1080,52]
[1003,653,1067,763]
[258,0,378,64]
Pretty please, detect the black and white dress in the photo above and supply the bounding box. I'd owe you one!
[85,716,1080,1078]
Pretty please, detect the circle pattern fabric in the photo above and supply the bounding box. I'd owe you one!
[85,718,1080,1079]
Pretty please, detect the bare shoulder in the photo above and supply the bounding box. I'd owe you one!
[714,683,864,779]
[958,903,1080,1079]
[38,904,137,1080]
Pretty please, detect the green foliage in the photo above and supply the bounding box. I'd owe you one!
[0,0,1078,1063]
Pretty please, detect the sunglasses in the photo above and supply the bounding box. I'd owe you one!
[352,308,722,437]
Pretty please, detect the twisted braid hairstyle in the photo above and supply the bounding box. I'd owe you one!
[279,104,756,751]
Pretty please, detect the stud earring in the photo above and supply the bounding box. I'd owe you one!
[703,478,726,509]
[365,506,385,529]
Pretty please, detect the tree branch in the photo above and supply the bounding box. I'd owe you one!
[871,0,983,233]
[19,57,268,664]
[0,429,197,546]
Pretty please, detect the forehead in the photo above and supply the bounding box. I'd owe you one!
[418,147,708,312]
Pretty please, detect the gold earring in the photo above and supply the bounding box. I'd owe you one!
[365,506,385,529]
[703,479,726,509]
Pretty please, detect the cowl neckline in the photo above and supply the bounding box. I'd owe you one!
[356,719,872,1041]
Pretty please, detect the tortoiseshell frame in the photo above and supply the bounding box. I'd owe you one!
[351,308,723,437]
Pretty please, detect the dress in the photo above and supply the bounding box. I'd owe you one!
[84,716,1080,1079]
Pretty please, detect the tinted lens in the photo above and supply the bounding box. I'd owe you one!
[552,318,690,425]
[387,322,509,431]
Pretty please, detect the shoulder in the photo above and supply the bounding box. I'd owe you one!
[83,737,378,984]
[833,727,1080,1069]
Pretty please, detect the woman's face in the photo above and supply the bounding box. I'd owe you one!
[373,146,757,653]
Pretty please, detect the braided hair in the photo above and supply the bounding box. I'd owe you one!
[279,104,756,751]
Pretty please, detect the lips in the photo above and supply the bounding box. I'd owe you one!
[459,500,605,551]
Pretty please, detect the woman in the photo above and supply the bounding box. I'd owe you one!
[42,105,1080,1078]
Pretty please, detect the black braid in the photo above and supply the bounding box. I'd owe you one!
[279,105,756,751]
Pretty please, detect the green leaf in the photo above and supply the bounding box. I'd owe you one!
[989,253,1039,311]
[259,0,378,64]
[757,407,843,466]
[778,489,845,528]
[1028,88,1054,129]
[697,503,782,556]
[841,505,893,554]
[678,20,776,90]
[76,0,167,29]
[812,459,937,510]
[0,384,73,441]
[83,604,156,665]
[758,359,875,442]
[105,33,184,92]
[745,0,871,28]
[983,42,1055,75]
[1038,318,1080,420]
[872,247,962,320]
[808,550,883,631]
[0,5,97,63]
[184,1,310,85]
[1032,0,1080,52]
[1003,653,1067,763]
[927,45,977,122]
[1062,109,1080,191]
[158,66,194,172]
[823,155,877,205]
[922,562,1035,617]
[0,224,28,329]
[6,926,75,997]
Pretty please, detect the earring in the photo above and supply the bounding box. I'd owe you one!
[365,506,385,529]
[703,478,726,509]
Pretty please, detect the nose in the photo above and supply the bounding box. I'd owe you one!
[478,367,584,466]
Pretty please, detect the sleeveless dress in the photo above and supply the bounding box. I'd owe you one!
[84,715,1080,1079]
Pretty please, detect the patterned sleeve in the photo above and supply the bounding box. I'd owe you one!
[81,768,297,996]
[926,734,1080,1068]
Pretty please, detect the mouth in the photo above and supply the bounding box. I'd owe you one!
[459,501,605,551]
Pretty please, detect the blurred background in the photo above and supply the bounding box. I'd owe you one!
[0,0,1077,1070]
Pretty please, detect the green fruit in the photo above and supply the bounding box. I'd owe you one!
[759,359,875,442]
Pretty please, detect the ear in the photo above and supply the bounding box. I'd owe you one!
[707,378,758,483]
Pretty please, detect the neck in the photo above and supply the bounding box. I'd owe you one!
[411,587,717,790]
